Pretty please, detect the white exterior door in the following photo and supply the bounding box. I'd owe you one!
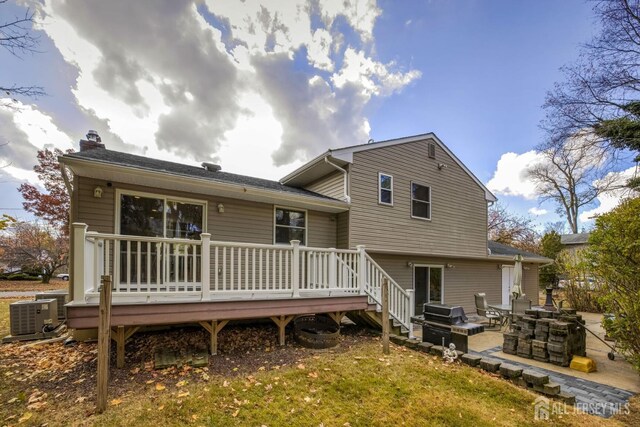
[501,266,514,305]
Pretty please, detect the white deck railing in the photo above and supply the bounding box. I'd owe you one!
[72,223,413,329]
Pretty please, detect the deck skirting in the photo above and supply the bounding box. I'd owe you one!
[66,295,369,329]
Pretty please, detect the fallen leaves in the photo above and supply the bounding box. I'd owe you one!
[155,383,166,391]
[110,398,123,406]
[18,412,32,424]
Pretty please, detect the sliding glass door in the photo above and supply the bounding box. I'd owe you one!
[413,265,444,314]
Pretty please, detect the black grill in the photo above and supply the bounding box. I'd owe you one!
[411,303,484,353]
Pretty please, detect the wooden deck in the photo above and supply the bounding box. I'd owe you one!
[66,295,370,329]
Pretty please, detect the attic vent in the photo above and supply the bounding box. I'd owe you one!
[202,162,221,172]
[428,142,436,159]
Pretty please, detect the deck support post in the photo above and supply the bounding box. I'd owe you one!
[200,233,211,301]
[356,245,366,295]
[96,275,112,414]
[270,315,295,346]
[382,278,390,355]
[328,311,345,325]
[199,320,229,355]
[110,326,140,369]
[290,240,300,298]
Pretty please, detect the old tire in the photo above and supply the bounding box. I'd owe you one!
[293,315,340,349]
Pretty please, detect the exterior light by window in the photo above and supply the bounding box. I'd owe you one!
[217,203,224,213]
[445,263,454,269]
[93,186,103,198]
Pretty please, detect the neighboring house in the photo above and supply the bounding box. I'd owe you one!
[60,132,550,356]
[560,232,591,261]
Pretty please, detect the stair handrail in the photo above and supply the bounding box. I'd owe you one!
[363,253,413,330]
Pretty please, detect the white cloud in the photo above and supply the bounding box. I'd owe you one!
[486,150,544,200]
[579,166,638,222]
[0,100,74,184]
[11,0,419,184]
[528,207,548,216]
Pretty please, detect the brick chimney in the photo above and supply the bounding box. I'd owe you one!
[79,130,105,151]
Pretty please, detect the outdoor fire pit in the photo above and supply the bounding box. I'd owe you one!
[293,315,340,349]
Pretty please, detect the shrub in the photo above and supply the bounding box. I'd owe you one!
[556,249,603,312]
[5,273,41,281]
[587,197,640,371]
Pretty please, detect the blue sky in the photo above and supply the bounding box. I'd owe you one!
[1,0,626,231]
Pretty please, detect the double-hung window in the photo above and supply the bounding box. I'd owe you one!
[274,207,306,244]
[411,182,431,220]
[378,173,393,205]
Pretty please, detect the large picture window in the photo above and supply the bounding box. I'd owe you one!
[379,172,393,205]
[118,192,205,239]
[411,182,431,220]
[274,207,306,244]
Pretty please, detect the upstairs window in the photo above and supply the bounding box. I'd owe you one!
[274,207,306,244]
[378,173,393,206]
[411,182,431,220]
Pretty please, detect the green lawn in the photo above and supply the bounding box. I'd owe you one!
[0,302,622,426]
[0,299,19,337]
[90,343,613,427]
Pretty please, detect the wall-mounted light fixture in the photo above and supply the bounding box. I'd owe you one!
[497,264,503,270]
[437,163,447,170]
[407,261,413,268]
[445,263,455,269]
[217,203,225,213]
[93,186,103,198]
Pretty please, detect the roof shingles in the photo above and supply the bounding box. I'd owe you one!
[63,148,339,201]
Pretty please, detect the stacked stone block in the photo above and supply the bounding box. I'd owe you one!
[503,309,587,367]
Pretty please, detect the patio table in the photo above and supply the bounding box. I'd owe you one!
[488,304,512,328]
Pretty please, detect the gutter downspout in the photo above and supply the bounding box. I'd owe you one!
[60,163,73,195]
[324,156,350,203]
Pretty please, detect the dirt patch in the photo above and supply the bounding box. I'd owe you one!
[0,279,69,293]
[0,322,379,424]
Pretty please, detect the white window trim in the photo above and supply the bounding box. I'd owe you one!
[273,205,308,245]
[410,181,431,221]
[412,264,445,304]
[378,172,393,206]
[115,188,208,237]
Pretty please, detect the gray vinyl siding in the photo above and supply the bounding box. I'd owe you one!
[349,138,488,258]
[74,176,336,247]
[336,211,349,249]
[369,253,540,314]
[305,171,345,200]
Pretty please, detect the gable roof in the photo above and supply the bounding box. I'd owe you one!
[488,241,551,263]
[280,132,497,202]
[560,233,590,245]
[60,148,349,212]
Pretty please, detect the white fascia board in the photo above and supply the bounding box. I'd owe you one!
[61,156,349,213]
[279,151,331,184]
[329,133,498,202]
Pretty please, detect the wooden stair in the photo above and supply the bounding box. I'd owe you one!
[347,306,407,336]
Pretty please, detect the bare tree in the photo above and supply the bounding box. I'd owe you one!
[0,1,45,102]
[527,134,620,233]
[0,221,68,283]
[488,203,540,253]
[542,0,640,160]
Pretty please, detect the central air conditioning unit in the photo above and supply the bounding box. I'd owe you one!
[9,299,59,336]
[35,290,69,320]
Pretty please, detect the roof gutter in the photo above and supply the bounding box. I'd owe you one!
[324,156,350,202]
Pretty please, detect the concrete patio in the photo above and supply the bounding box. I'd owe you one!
[467,311,639,393]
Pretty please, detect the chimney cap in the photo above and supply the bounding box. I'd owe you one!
[202,162,221,172]
[86,130,101,142]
